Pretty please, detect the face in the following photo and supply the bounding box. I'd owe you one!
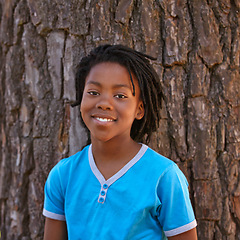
[80,62,144,144]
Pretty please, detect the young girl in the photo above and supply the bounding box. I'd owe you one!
[43,44,197,240]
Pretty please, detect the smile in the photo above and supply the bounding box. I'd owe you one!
[95,117,114,122]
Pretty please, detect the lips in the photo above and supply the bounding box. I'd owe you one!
[91,114,117,123]
[95,117,114,122]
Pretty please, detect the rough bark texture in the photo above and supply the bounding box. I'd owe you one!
[0,0,239,239]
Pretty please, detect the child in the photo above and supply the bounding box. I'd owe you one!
[43,44,197,240]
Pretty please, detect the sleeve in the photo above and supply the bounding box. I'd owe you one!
[156,164,197,237]
[43,163,66,221]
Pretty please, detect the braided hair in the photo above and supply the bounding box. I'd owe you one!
[72,44,163,144]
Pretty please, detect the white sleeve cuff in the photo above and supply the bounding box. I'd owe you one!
[164,219,197,237]
[43,209,66,221]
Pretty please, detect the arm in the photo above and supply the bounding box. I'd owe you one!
[44,217,68,240]
[168,228,197,240]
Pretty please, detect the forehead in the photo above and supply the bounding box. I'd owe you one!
[87,62,128,79]
[86,62,139,89]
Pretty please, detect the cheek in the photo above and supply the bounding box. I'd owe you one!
[80,101,89,125]
[80,94,89,111]
[120,103,139,119]
[79,101,88,121]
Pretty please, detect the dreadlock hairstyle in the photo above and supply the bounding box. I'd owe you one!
[71,44,163,144]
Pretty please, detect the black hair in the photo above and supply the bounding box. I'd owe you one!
[72,44,163,144]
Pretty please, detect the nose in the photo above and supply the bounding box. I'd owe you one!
[96,95,113,110]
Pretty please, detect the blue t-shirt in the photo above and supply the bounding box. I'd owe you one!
[43,144,196,239]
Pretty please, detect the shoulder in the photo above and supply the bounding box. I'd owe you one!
[142,146,188,186]
[143,146,177,173]
[45,145,90,195]
[49,145,90,177]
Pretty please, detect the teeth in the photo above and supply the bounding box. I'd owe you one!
[96,117,113,122]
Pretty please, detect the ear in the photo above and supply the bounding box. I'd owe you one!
[135,101,144,120]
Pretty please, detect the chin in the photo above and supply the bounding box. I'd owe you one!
[92,135,113,143]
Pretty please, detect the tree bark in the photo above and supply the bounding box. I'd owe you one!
[0,0,239,239]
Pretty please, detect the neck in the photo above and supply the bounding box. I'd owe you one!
[90,137,142,180]
[91,136,141,163]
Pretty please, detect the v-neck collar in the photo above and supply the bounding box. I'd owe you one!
[88,144,148,187]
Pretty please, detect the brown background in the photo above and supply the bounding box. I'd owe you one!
[0,0,240,239]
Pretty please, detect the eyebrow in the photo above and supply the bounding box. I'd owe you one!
[86,81,132,90]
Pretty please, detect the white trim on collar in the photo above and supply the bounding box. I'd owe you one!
[88,144,148,187]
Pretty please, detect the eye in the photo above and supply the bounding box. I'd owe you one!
[88,91,99,96]
[115,94,127,99]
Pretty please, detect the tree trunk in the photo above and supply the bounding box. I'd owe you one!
[0,0,239,239]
